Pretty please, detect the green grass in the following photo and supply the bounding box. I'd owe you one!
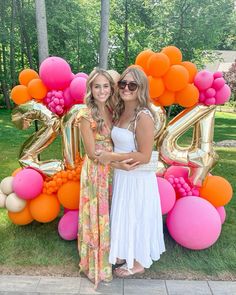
[0,108,236,278]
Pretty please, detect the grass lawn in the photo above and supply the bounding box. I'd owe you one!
[0,108,236,279]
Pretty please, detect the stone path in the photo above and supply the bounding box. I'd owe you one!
[0,275,236,295]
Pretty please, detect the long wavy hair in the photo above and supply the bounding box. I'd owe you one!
[84,68,115,132]
[113,67,155,123]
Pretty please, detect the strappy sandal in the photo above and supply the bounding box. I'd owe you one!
[112,259,126,270]
[115,263,145,278]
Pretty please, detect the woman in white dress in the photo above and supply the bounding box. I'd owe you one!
[97,67,165,277]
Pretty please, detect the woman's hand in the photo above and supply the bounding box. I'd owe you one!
[111,159,140,171]
[96,151,112,165]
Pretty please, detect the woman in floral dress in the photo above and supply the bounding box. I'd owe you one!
[77,69,115,287]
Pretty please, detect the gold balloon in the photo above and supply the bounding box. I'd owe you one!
[12,101,63,176]
[61,104,86,169]
[159,104,218,186]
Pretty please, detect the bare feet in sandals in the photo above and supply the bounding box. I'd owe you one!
[115,261,144,277]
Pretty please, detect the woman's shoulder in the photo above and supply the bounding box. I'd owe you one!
[79,107,93,122]
[136,108,154,121]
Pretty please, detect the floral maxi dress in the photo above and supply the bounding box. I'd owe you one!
[78,108,113,287]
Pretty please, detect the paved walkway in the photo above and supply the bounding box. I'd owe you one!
[0,275,236,295]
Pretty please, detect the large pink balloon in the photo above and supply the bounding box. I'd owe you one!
[13,169,43,200]
[215,84,231,104]
[39,57,73,90]
[157,177,176,215]
[69,77,87,103]
[74,72,89,79]
[166,197,222,250]
[216,206,226,224]
[58,210,79,241]
[194,70,214,91]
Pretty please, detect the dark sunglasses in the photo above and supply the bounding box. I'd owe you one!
[118,80,138,91]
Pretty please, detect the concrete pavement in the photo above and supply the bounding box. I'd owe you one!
[0,275,236,295]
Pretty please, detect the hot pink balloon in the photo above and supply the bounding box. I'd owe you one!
[69,77,87,104]
[166,197,222,250]
[194,70,214,91]
[213,71,223,79]
[204,97,216,105]
[157,177,176,215]
[39,56,73,90]
[212,78,225,90]
[199,92,206,102]
[58,210,79,241]
[13,168,43,200]
[215,84,231,104]
[63,87,74,108]
[205,88,216,98]
[74,72,89,79]
[216,206,226,224]
[164,166,189,180]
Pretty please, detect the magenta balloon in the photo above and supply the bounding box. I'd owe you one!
[204,97,216,105]
[58,210,79,241]
[164,166,189,180]
[74,72,89,79]
[13,168,43,200]
[194,70,214,91]
[63,87,74,108]
[69,77,87,103]
[199,92,206,102]
[216,206,226,224]
[213,71,223,79]
[212,78,225,90]
[167,197,222,250]
[215,84,231,104]
[157,177,176,215]
[39,56,72,90]
[205,87,216,98]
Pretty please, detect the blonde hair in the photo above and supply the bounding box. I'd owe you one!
[113,67,155,122]
[84,68,115,132]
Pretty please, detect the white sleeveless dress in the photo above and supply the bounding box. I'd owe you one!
[109,111,165,269]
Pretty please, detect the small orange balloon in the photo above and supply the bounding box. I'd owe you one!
[10,85,32,105]
[57,181,80,210]
[8,204,34,225]
[148,76,165,99]
[161,46,182,65]
[147,53,170,78]
[12,167,23,176]
[19,69,39,86]
[135,49,154,75]
[163,65,189,92]
[181,61,198,83]
[175,84,199,107]
[200,175,233,207]
[27,78,47,100]
[29,193,60,223]
[158,90,175,106]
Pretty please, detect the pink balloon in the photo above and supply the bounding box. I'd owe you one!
[216,206,226,224]
[164,166,189,180]
[212,78,225,90]
[13,169,43,200]
[39,56,73,90]
[69,77,87,103]
[204,97,216,105]
[166,197,222,250]
[199,92,206,102]
[215,84,231,104]
[74,72,89,79]
[157,177,176,215]
[63,87,74,108]
[58,210,79,241]
[205,88,216,98]
[213,71,223,79]
[194,70,214,91]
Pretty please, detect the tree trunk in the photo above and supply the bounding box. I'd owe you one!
[124,0,129,68]
[10,0,17,87]
[99,0,110,69]
[35,0,49,64]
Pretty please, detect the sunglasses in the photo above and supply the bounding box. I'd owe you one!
[118,80,138,91]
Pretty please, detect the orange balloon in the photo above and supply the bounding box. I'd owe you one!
[27,78,48,100]
[10,85,32,105]
[181,61,198,83]
[175,84,199,107]
[19,69,39,86]
[200,175,233,207]
[135,49,154,75]
[163,65,189,92]
[148,76,165,99]
[158,90,175,106]
[57,181,80,210]
[12,167,23,176]
[29,194,60,223]
[147,53,170,78]
[8,204,33,225]
[161,46,182,65]
[151,98,161,106]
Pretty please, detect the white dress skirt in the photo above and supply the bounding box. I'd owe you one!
[109,126,165,269]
